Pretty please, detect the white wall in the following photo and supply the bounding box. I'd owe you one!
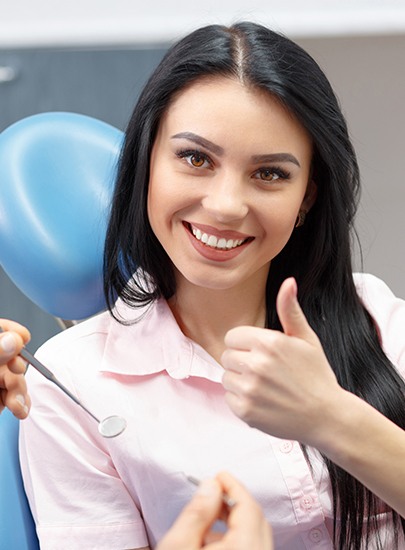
[1,0,405,47]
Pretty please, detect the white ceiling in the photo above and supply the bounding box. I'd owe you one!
[1,0,405,47]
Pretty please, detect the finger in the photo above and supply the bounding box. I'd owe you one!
[214,472,274,549]
[221,366,251,399]
[5,391,31,419]
[223,390,251,425]
[0,330,27,365]
[216,471,265,526]
[221,350,250,373]
[156,479,223,550]
[8,356,28,375]
[276,278,317,342]
[222,366,254,423]
[0,320,31,345]
[215,471,257,507]
[223,325,263,351]
[0,370,30,418]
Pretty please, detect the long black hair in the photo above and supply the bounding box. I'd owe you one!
[104,22,405,549]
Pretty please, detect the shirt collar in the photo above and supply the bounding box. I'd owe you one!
[99,298,223,383]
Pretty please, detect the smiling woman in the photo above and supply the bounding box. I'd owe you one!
[147,78,315,302]
[19,21,405,550]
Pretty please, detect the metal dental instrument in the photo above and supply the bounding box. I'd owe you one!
[186,475,236,508]
[1,326,126,438]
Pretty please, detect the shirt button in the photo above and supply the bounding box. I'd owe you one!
[300,495,314,511]
[309,528,323,543]
[279,440,294,453]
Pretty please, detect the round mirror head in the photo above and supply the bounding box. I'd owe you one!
[98,415,127,438]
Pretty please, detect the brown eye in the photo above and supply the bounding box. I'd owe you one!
[259,169,279,181]
[176,149,212,169]
[190,153,205,167]
[254,167,291,183]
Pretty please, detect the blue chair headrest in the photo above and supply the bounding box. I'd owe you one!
[0,112,124,320]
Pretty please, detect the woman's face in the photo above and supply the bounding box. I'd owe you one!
[147,77,315,293]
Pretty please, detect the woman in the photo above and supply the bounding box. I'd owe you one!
[19,22,405,549]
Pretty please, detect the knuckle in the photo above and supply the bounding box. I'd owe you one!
[255,331,282,353]
[221,348,231,364]
[243,375,262,397]
[10,356,26,374]
[236,396,256,423]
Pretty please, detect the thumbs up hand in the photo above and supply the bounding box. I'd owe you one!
[221,278,342,447]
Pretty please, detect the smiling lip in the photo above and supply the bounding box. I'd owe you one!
[183,221,254,261]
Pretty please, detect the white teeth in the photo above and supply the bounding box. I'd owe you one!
[207,235,217,247]
[191,225,245,250]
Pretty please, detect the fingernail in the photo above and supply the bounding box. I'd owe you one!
[15,394,29,414]
[0,333,17,354]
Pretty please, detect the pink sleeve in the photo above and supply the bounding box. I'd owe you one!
[354,273,405,378]
[19,350,149,550]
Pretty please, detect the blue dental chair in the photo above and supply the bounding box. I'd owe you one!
[0,112,123,549]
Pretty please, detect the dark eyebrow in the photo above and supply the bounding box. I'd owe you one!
[171,132,224,156]
[251,153,301,167]
[171,132,301,167]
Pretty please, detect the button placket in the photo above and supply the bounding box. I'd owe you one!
[269,436,334,548]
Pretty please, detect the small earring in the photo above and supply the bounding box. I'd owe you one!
[295,209,307,228]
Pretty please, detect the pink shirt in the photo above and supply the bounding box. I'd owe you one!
[19,273,405,549]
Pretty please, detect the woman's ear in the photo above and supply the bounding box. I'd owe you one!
[301,179,317,212]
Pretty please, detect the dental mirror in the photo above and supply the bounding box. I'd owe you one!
[1,327,126,438]
[98,415,127,438]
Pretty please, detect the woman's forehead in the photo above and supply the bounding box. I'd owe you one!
[156,76,312,158]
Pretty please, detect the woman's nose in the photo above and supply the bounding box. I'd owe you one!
[201,176,249,223]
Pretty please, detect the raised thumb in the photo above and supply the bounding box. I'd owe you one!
[276,277,315,341]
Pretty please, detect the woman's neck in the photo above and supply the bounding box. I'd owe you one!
[168,276,267,364]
